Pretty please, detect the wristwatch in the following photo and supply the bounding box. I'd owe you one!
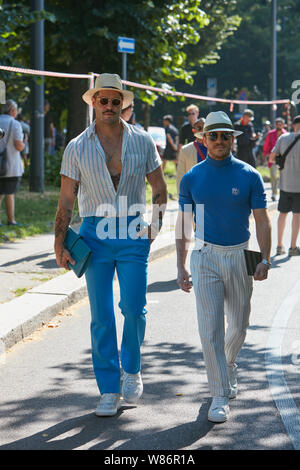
[261,259,272,269]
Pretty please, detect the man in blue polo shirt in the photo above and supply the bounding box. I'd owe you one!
[176,111,272,423]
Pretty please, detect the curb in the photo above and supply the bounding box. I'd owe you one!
[0,200,277,352]
[0,236,176,351]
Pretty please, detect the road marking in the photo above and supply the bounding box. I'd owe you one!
[265,276,300,450]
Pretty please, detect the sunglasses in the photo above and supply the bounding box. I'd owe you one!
[97,97,122,106]
[206,131,233,141]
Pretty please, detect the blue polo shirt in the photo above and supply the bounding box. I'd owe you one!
[179,154,267,246]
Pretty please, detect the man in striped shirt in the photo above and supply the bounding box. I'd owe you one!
[54,74,167,417]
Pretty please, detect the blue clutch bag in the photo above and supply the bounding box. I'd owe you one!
[64,227,92,278]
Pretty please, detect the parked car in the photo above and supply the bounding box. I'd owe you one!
[147,126,166,158]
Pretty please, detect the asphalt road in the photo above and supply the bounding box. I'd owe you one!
[0,209,299,451]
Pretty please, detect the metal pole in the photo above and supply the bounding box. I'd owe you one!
[30,0,44,193]
[122,52,127,89]
[270,0,277,126]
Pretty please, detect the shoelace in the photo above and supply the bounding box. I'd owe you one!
[101,394,118,404]
[211,397,228,409]
[124,374,140,387]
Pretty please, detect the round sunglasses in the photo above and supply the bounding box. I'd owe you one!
[206,131,233,141]
[97,97,122,106]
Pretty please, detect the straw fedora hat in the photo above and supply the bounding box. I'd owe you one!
[82,73,134,109]
[195,111,243,138]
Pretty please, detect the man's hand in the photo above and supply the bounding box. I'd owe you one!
[177,267,193,293]
[253,262,269,281]
[54,243,76,270]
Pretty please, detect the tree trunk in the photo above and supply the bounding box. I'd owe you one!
[143,103,151,130]
[66,61,90,144]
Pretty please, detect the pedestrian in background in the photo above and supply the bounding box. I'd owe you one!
[270,115,300,256]
[16,113,30,170]
[162,114,179,172]
[176,111,271,424]
[44,99,55,155]
[263,117,286,201]
[259,120,272,165]
[0,99,25,226]
[176,117,206,193]
[121,98,135,124]
[178,104,199,156]
[54,73,167,417]
[234,109,258,168]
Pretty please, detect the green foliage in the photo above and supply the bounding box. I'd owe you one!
[0,1,54,108]
[43,0,242,106]
[44,149,63,187]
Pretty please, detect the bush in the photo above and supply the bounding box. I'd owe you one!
[44,149,64,187]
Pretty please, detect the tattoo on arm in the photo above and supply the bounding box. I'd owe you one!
[54,207,72,240]
[73,182,79,197]
[152,193,161,205]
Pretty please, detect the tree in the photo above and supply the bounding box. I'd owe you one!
[197,0,300,125]
[43,0,241,139]
[1,1,242,137]
[0,1,53,108]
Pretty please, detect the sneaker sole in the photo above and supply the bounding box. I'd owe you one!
[122,392,143,404]
[95,402,122,417]
[208,414,228,423]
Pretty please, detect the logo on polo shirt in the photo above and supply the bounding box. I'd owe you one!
[232,187,240,196]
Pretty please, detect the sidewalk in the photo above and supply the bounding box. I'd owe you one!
[0,183,276,351]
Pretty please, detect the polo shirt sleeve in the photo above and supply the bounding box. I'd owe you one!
[272,133,285,154]
[12,120,23,141]
[146,134,162,174]
[178,173,194,212]
[250,171,267,209]
[60,139,80,181]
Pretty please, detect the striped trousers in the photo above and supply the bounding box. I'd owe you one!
[190,241,253,397]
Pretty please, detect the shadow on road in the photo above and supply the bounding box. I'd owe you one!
[147,279,179,293]
[0,340,294,450]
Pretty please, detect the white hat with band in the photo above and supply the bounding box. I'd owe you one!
[195,111,243,138]
[82,73,134,109]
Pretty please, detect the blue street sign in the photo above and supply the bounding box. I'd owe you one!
[118,37,135,54]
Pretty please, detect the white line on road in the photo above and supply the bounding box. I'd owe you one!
[265,276,300,450]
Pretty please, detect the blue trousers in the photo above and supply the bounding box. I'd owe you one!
[79,216,150,394]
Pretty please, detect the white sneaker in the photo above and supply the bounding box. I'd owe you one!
[122,372,143,403]
[227,364,238,399]
[208,397,230,423]
[95,393,121,417]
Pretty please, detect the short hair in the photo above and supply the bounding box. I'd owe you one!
[3,99,17,114]
[186,104,199,113]
[293,115,300,125]
[243,108,254,117]
[163,114,173,123]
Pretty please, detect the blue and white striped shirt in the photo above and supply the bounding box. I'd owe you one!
[60,119,162,217]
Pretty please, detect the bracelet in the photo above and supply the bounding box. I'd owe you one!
[261,258,272,269]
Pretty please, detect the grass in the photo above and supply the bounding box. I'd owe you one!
[13,287,30,297]
[0,180,80,244]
